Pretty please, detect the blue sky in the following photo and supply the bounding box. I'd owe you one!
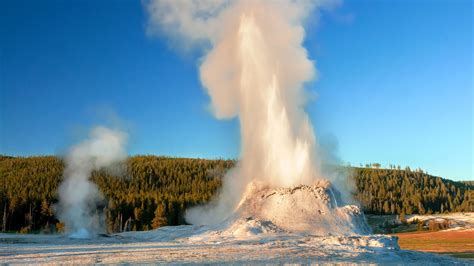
[1,0,472,181]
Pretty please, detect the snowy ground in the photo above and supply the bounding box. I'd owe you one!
[0,226,467,264]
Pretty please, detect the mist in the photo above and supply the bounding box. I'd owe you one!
[55,126,128,238]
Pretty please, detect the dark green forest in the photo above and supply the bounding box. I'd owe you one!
[1,155,472,233]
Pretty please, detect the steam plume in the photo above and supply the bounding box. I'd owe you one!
[146,0,337,225]
[56,126,127,238]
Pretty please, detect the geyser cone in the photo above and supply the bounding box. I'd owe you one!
[225,180,370,236]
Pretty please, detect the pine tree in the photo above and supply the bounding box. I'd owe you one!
[151,204,167,229]
[383,201,390,214]
[1,155,472,233]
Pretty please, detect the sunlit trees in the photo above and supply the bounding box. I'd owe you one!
[151,203,167,229]
[353,166,472,215]
[1,155,472,233]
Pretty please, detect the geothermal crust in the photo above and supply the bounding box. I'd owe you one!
[5,181,465,264]
[126,180,403,258]
[197,181,369,237]
[230,180,371,236]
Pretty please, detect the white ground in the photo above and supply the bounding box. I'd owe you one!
[407,212,474,231]
[1,185,470,264]
[0,229,464,264]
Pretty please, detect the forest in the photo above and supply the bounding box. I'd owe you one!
[1,155,472,233]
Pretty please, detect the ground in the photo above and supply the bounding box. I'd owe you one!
[396,230,474,259]
[1,207,472,264]
[0,228,469,264]
[367,212,474,260]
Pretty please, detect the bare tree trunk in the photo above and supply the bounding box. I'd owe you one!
[124,217,132,232]
[29,203,33,229]
[9,209,14,232]
[119,213,123,233]
[2,203,6,232]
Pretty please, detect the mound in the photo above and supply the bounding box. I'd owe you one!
[120,180,401,256]
[226,180,370,236]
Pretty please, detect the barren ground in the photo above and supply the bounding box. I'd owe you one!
[0,230,467,264]
[2,199,471,264]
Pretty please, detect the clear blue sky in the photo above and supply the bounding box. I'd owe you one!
[1,0,472,181]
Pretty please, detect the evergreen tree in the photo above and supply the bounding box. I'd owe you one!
[0,155,472,233]
[152,204,167,229]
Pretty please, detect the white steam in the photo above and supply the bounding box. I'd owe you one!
[146,0,339,225]
[56,126,127,238]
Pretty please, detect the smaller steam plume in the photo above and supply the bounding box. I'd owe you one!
[56,126,127,238]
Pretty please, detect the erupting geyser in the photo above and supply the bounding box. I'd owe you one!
[56,126,127,238]
[147,0,366,235]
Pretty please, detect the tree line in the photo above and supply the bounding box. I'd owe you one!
[352,167,472,215]
[1,155,472,233]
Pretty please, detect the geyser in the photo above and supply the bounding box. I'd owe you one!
[56,126,127,238]
[147,0,359,232]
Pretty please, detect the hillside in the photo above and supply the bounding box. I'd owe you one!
[352,167,472,215]
[0,155,472,233]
